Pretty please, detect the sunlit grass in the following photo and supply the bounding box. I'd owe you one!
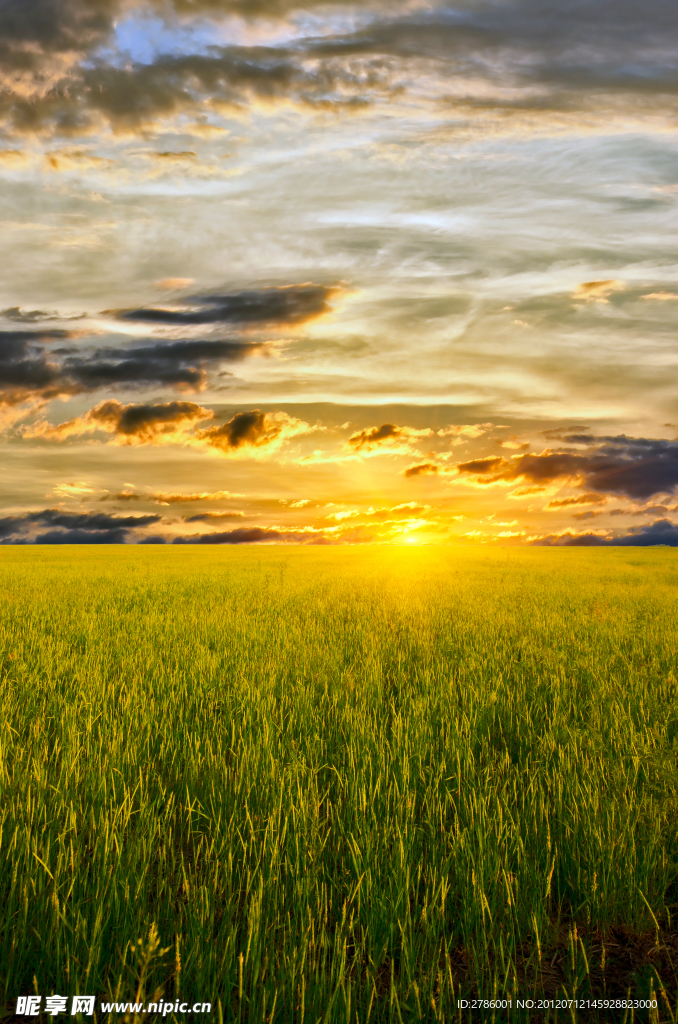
[1,545,678,1022]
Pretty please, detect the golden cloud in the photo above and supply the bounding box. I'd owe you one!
[195,408,318,457]
[573,280,624,301]
[24,399,213,444]
[404,461,441,477]
[153,278,196,290]
[347,422,433,454]
[545,492,607,510]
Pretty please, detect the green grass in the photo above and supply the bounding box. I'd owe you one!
[1,545,678,1023]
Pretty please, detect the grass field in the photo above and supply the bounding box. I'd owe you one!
[1,545,678,1023]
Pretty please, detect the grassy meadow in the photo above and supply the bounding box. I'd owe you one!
[1,545,678,1022]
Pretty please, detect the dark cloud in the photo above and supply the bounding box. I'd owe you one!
[0,0,116,77]
[32,527,130,543]
[116,284,337,327]
[173,525,341,544]
[0,307,62,323]
[0,508,161,544]
[348,423,401,450]
[184,511,246,521]
[28,398,213,442]
[404,462,440,477]
[0,328,81,405]
[456,436,678,501]
[174,527,285,544]
[306,1,678,102]
[0,0,391,81]
[456,456,506,475]
[198,409,268,450]
[195,409,309,453]
[1,42,374,137]
[102,399,210,436]
[0,330,261,406]
[2,1,678,137]
[61,338,260,390]
[533,519,678,547]
[164,0,408,14]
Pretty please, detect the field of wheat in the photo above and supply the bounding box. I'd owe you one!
[1,545,677,1022]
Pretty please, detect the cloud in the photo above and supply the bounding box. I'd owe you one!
[404,461,440,477]
[347,422,432,453]
[174,526,300,545]
[32,527,130,543]
[348,423,399,450]
[115,284,338,328]
[103,490,144,501]
[184,511,246,521]
[325,509,360,521]
[541,425,590,441]
[153,278,196,290]
[0,508,161,544]
[0,41,377,137]
[382,501,430,516]
[507,485,548,498]
[45,147,113,171]
[456,456,508,476]
[101,488,244,504]
[25,399,213,443]
[533,519,678,547]
[573,280,624,301]
[0,149,31,167]
[195,408,315,455]
[642,292,678,301]
[0,326,85,407]
[545,492,607,509]
[3,0,678,139]
[52,481,97,497]
[499,440,530,451]
[1,306,67,323]
[305,1,678,131]
[147,489,243,504]
[336,501,433,520]
[0,329,263,407]
[437,423,492,440]
[62,338,263,391]
[455,435,678,501]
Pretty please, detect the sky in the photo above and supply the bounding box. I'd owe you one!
[2,0,678,546]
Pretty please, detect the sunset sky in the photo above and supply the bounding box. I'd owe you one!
[2,0,678,545]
